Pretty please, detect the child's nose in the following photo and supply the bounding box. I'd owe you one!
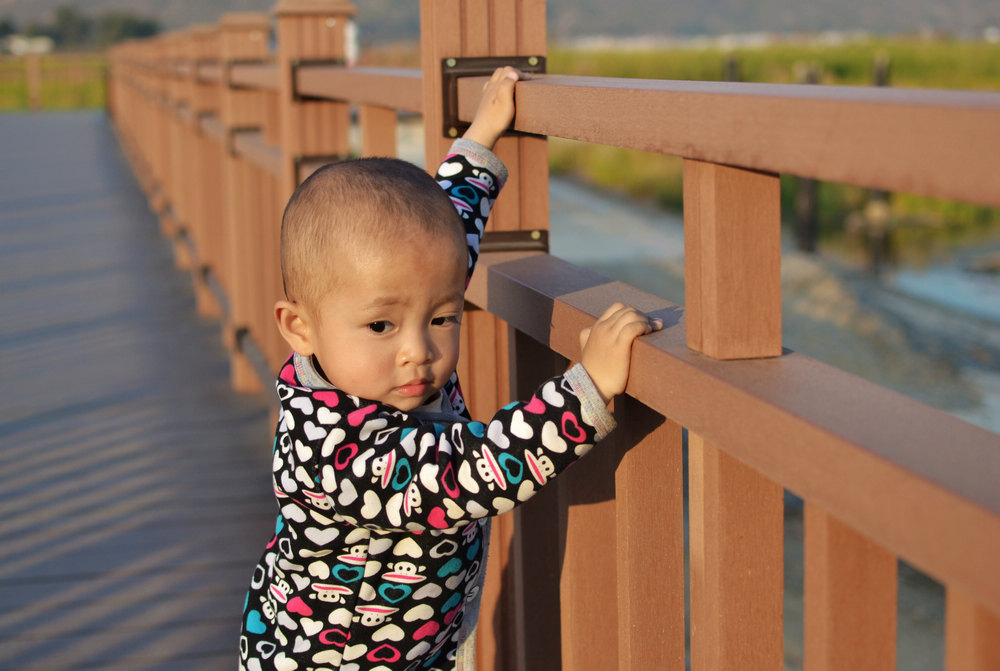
[399,328,435,365]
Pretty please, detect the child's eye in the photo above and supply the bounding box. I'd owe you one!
[368,321,393,334]
[431,315,460,327]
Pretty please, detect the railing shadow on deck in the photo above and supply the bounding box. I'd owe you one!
[106,1,1000,670]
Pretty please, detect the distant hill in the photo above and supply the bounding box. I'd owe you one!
[1,0,997,42]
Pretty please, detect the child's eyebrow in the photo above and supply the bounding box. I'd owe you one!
[359,296,403,311]
[359,291,465,312]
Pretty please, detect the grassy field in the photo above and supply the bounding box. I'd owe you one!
[0,54,107,111]
[547,38,1000,260]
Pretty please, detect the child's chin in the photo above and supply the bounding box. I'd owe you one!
[383,396,424,413]
[389,391,438,413]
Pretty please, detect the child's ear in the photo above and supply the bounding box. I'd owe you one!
[274,300,316,356]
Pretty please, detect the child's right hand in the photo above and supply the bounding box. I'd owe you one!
[462,66,526,150]
[579,302,663,405]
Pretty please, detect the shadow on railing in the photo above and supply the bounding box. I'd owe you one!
[107,1,1000,669]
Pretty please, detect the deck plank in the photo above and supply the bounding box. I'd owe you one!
[0,112,276,671]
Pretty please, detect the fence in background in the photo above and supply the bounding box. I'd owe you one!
[0,53,107,110]
[106,1,1000,669]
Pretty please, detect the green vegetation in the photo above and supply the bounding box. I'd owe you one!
[547,38,1000,261]
[2,6,159,50]
[549,39,1000,89]
[0,54,107,110]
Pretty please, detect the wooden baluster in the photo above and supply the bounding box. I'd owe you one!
[166,31,189,251]
[946,590,1000,671]
[684,159,784,670]
[505,328,566,671]
[557,410,619,671]
[615,398,686,671]
[219,12,271,392]
[188,24,222,318]
[359,104,397,157]
[804,504,897,671]
[271,0,355,368]
[419,2,550,668]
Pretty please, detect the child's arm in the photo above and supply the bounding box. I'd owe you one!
[434,67,525,283]
[273,305,660,532]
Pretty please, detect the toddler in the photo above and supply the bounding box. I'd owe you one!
[239,67,661,671]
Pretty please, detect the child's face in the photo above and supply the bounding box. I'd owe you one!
[308,231,467,412]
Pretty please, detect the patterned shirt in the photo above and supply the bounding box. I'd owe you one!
[239,141,615,671]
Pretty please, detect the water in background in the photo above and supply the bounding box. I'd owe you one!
[547,177,1000,435]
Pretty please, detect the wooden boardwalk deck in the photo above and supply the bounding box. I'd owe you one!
[0,111,276,670]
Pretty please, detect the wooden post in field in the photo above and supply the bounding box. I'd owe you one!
[419,2,552,669]
[683,159,785,670]
[219,13,271,392]
[25,53,41,110]
[271,0,355,367]
[795,63,820,254]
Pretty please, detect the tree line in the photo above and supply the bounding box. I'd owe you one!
[0,6,160,50]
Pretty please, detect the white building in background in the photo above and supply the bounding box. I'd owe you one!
[2,35,55,56]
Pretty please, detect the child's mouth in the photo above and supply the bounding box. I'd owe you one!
[396,380,430,397]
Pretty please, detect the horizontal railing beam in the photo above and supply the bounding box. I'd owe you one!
[458,75,1000,207]
[466,250,1000,615]
[295,65,423,113]
[229,62,280,91]
[197,61,223,84]
[231,129,283,178]
[198,114,226,142]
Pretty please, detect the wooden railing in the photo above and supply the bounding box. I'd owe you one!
[107,1,1000,669]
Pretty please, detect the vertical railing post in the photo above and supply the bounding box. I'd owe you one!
[946,591,1000,671]
[614,399,686,671]
[187,24,223,318]
[271,0,355,367]
[219,13,271,392]
[358,104,398,157]
[163,31,188,248]
[683,159,785,670]
[419,2,551,668]
[804,505,897,671]
[505,329,567,671]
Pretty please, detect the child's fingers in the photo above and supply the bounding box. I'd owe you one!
[493,65,524,81]
[483,66,528,90]
[595,303,663,340]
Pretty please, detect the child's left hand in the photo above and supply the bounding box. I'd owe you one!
[579,302,663,405]
[463,66,527,150]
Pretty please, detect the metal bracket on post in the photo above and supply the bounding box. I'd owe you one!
[480,229,549,254]
[194,58,219,84]
[290,58,346,102]
[224,59,269,90]
[227,126,262,157]
[441,55,546,139]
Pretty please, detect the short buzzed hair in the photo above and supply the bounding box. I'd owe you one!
[280,157,466,308]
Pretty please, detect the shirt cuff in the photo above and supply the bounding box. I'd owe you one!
[448,138,509,189]
[564,363,616,441]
